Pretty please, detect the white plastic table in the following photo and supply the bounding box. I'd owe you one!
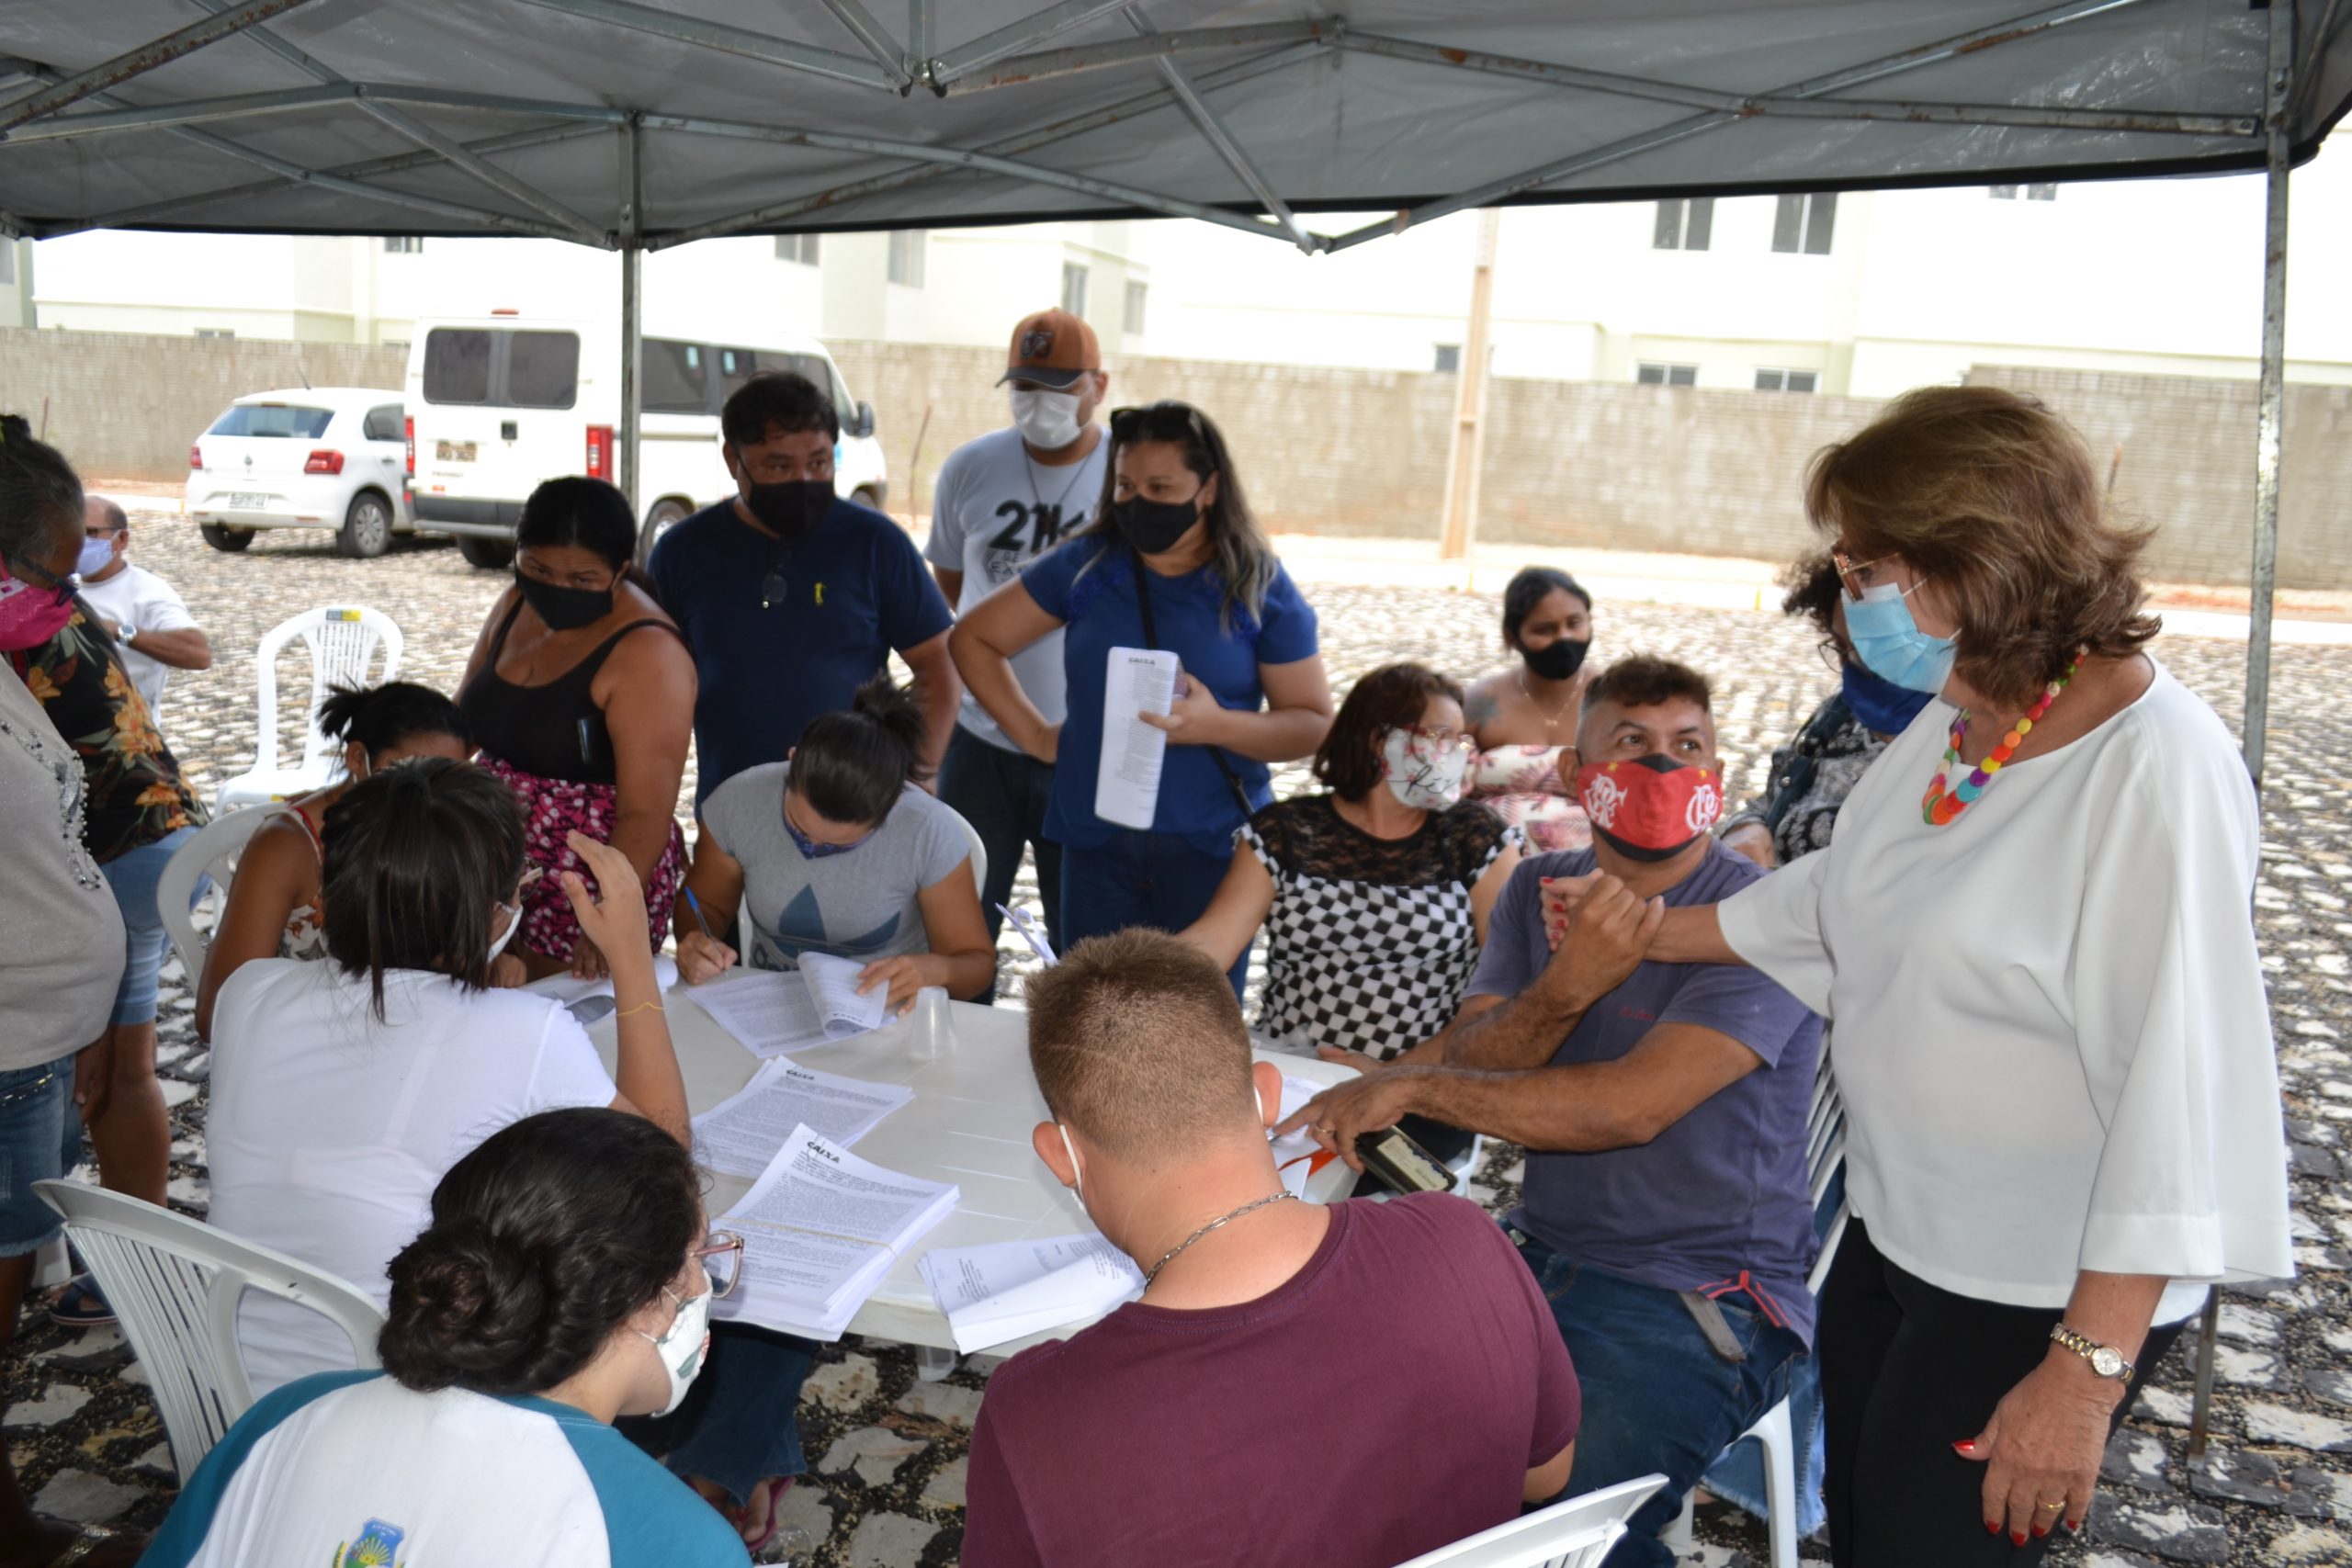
[581,973,1357,1351]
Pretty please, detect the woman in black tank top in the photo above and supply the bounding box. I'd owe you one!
[458,478,697,980]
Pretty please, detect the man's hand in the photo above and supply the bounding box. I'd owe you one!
[1317,1044,1383,1077]
[1272,1069,1426,1172]
[1536,873,1664,1001]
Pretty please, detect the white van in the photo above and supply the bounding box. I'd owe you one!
[402,314,888,569]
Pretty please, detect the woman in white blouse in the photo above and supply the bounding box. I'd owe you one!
[1616,388,2290,1565]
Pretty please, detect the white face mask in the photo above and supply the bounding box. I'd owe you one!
[1011,389,1083,450]
[639,1284,712,1418]
[1057,1122,1086,1207]
[1379,728,1470,813]
[484,901,523,965]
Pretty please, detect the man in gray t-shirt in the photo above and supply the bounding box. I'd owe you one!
[925,306,1109,976]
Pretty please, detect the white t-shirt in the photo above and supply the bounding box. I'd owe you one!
[1718,663,2293,1325]
[77,562,198,720]
[207,960,619,1394]
[924,425,1107,750]
[142,1373,745,1568]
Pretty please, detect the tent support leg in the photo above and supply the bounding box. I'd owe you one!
[618,118,645,518]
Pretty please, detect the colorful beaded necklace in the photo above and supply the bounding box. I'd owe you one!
[1921,659,2079,827]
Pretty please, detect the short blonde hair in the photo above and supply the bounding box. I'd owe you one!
[1023,930,1257,1159]
[1804,387,2158,709]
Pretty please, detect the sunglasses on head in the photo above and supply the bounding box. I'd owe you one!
[1108,401,1209,446]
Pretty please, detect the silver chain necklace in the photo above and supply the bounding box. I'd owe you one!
[1143,1190,1299,1288]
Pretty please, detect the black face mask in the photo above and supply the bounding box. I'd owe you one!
[1520,636,1590,683]
[1112,494,1202,557]
[742,479,834,540]
[515,570,613,632]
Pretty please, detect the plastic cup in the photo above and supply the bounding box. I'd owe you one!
[910,986,956,1061]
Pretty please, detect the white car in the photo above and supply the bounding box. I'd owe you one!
[186,388,413,558]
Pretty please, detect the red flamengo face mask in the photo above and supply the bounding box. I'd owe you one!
[1577,753,1723,863]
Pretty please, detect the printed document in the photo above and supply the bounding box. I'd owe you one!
[1094,647,1179,829]
[525,954,679,1007]
[797,950,889,1038]
[691,1059,913,1179]
[686,956,885,1057]
[918,1234,1144,1354]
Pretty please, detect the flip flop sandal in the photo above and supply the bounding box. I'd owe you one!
[742,1476,795,1556]
[47,1275,116,1329]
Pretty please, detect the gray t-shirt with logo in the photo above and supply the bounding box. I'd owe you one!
[702,761,972,972]
[924,425,1108,751]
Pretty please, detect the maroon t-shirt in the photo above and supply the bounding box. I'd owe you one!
[961,1193,1582,1568]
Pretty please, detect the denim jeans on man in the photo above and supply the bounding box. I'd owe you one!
[938,727,1060,1001]
[1512,1229,1804,1568]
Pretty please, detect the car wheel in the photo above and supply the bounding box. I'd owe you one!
[635,497,691,569]
[456,535,515,570]
[199,524,254,552]
[337,491,393,558]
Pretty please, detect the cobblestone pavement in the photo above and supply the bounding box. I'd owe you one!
[10,514,2347,1566]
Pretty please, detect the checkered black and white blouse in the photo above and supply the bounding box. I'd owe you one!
[1242,795,1521,1062]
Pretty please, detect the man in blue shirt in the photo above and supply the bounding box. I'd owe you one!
[650,373,956,809]
[1282,656,1822,1568]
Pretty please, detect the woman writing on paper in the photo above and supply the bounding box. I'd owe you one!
[672,674,993,1010]
[950,400,1333,996]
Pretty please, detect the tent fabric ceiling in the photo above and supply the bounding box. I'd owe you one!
[1,0,2346,253]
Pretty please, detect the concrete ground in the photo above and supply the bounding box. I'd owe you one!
[9,511,2349,1567]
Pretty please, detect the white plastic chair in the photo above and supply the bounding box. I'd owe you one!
[157,804,277,989]
[1391,1473,1669,1568]
[216,606,402,810]
[34,1180,384,1484]
[1662,1056,1848,1568]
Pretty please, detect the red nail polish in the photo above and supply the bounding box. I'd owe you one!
[2064,1519,2079,1533]
[2032,1526,2049,1540]
[1951,1439,1976,1455]
[1984,1520,2000,1536]
[2012,1532,2027,1548]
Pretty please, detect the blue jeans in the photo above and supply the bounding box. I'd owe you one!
[98,825,198,1027]
[938,727,1061,1002]
[1059,830,1247,997]
[0,1058,75,1258]
[1510,1228,1805,1568]
[623,1323,814,1505]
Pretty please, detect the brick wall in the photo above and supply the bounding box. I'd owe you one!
[0,326,409,485]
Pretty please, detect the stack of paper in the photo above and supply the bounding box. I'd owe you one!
[688,955,886,1058]
[1270,1076,1333,1198]
[690,1060,914,1179]
[918,1235,1145,1354]
[526,954,681,1007]
[714,1125,959,1340]
[1095,647,1179,830]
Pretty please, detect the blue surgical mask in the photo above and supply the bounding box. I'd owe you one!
[1838,660,1936,736]
[782,798,869,860]
[1842,581,1955,695]
[76,536,116,577]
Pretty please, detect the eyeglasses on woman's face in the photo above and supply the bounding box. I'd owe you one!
[1831,546,1928,604]
[1400,724,1475,757]
[692,1231,745,1301]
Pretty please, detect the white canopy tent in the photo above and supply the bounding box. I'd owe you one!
[6,0,2348,1462]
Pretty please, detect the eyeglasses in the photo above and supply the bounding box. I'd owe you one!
[1830,547,1904,603]
[761,547,789,612]
[1108,401,1209,446]
[695,1231,745,1300]
[1815,641,1849,676]
[1404,726,1476,757]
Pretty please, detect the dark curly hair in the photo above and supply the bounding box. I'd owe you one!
[792,672,931,826]
[314,681,469,764]
[1313,662,1465,801]
[379,1108,701,1396]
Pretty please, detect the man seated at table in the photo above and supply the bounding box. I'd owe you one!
[1281,655,1823,1568]
[961,929,1579,1568]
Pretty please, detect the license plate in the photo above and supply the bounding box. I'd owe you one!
[230,491,268,509]
[435,440,476,462]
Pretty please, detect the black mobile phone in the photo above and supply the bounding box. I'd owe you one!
[1354,1124,1459,1195]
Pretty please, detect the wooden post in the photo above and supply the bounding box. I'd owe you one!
[1439,208,1501,561]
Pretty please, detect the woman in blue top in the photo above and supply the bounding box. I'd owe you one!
[952,400,1331,992]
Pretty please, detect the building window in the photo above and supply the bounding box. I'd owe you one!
[1636,362,1698,387]
[887,230,926,288]
[774,232,820,265]
[1124,280,1148,336]
[1432,344,1462,374]
[383,235,423,254]
[1754,367,1819,393]
[1652,197,1713,251]
[1060,262,1089,318]
[1771,193,1837,254]
[1990,184,2059,201]
[195,328,235,340]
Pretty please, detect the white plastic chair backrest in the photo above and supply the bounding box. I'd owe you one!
[156,805,276,987]
[251,607,403,777]
[939,800,988,897]
[34,1180,384,1484]
[1804,1048,1849,1296]
[1388,1474,1669,1568]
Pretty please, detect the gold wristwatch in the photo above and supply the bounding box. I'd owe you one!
[2049,1323,2133,1382]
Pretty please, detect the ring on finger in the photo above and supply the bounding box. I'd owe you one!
[2034,1500,2065,1513]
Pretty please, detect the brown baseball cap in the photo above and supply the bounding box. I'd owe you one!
[996,307,1100,389]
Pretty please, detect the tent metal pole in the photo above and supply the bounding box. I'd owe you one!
[646,39,1328,248]
[1124,7,1313,251]
[0,84,350,141]
[2242,0,2293,795]
[618,118,645,516]
[1327,0,2159,252]
[909,0,933,84]
[929,0,1137,83]
[817,0,914,88]
[504,0,894,88]
[356,99,610,246]
[0,0,323,132]
[934,19,1332,93]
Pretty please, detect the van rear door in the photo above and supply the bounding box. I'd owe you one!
[413,325,582,531]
